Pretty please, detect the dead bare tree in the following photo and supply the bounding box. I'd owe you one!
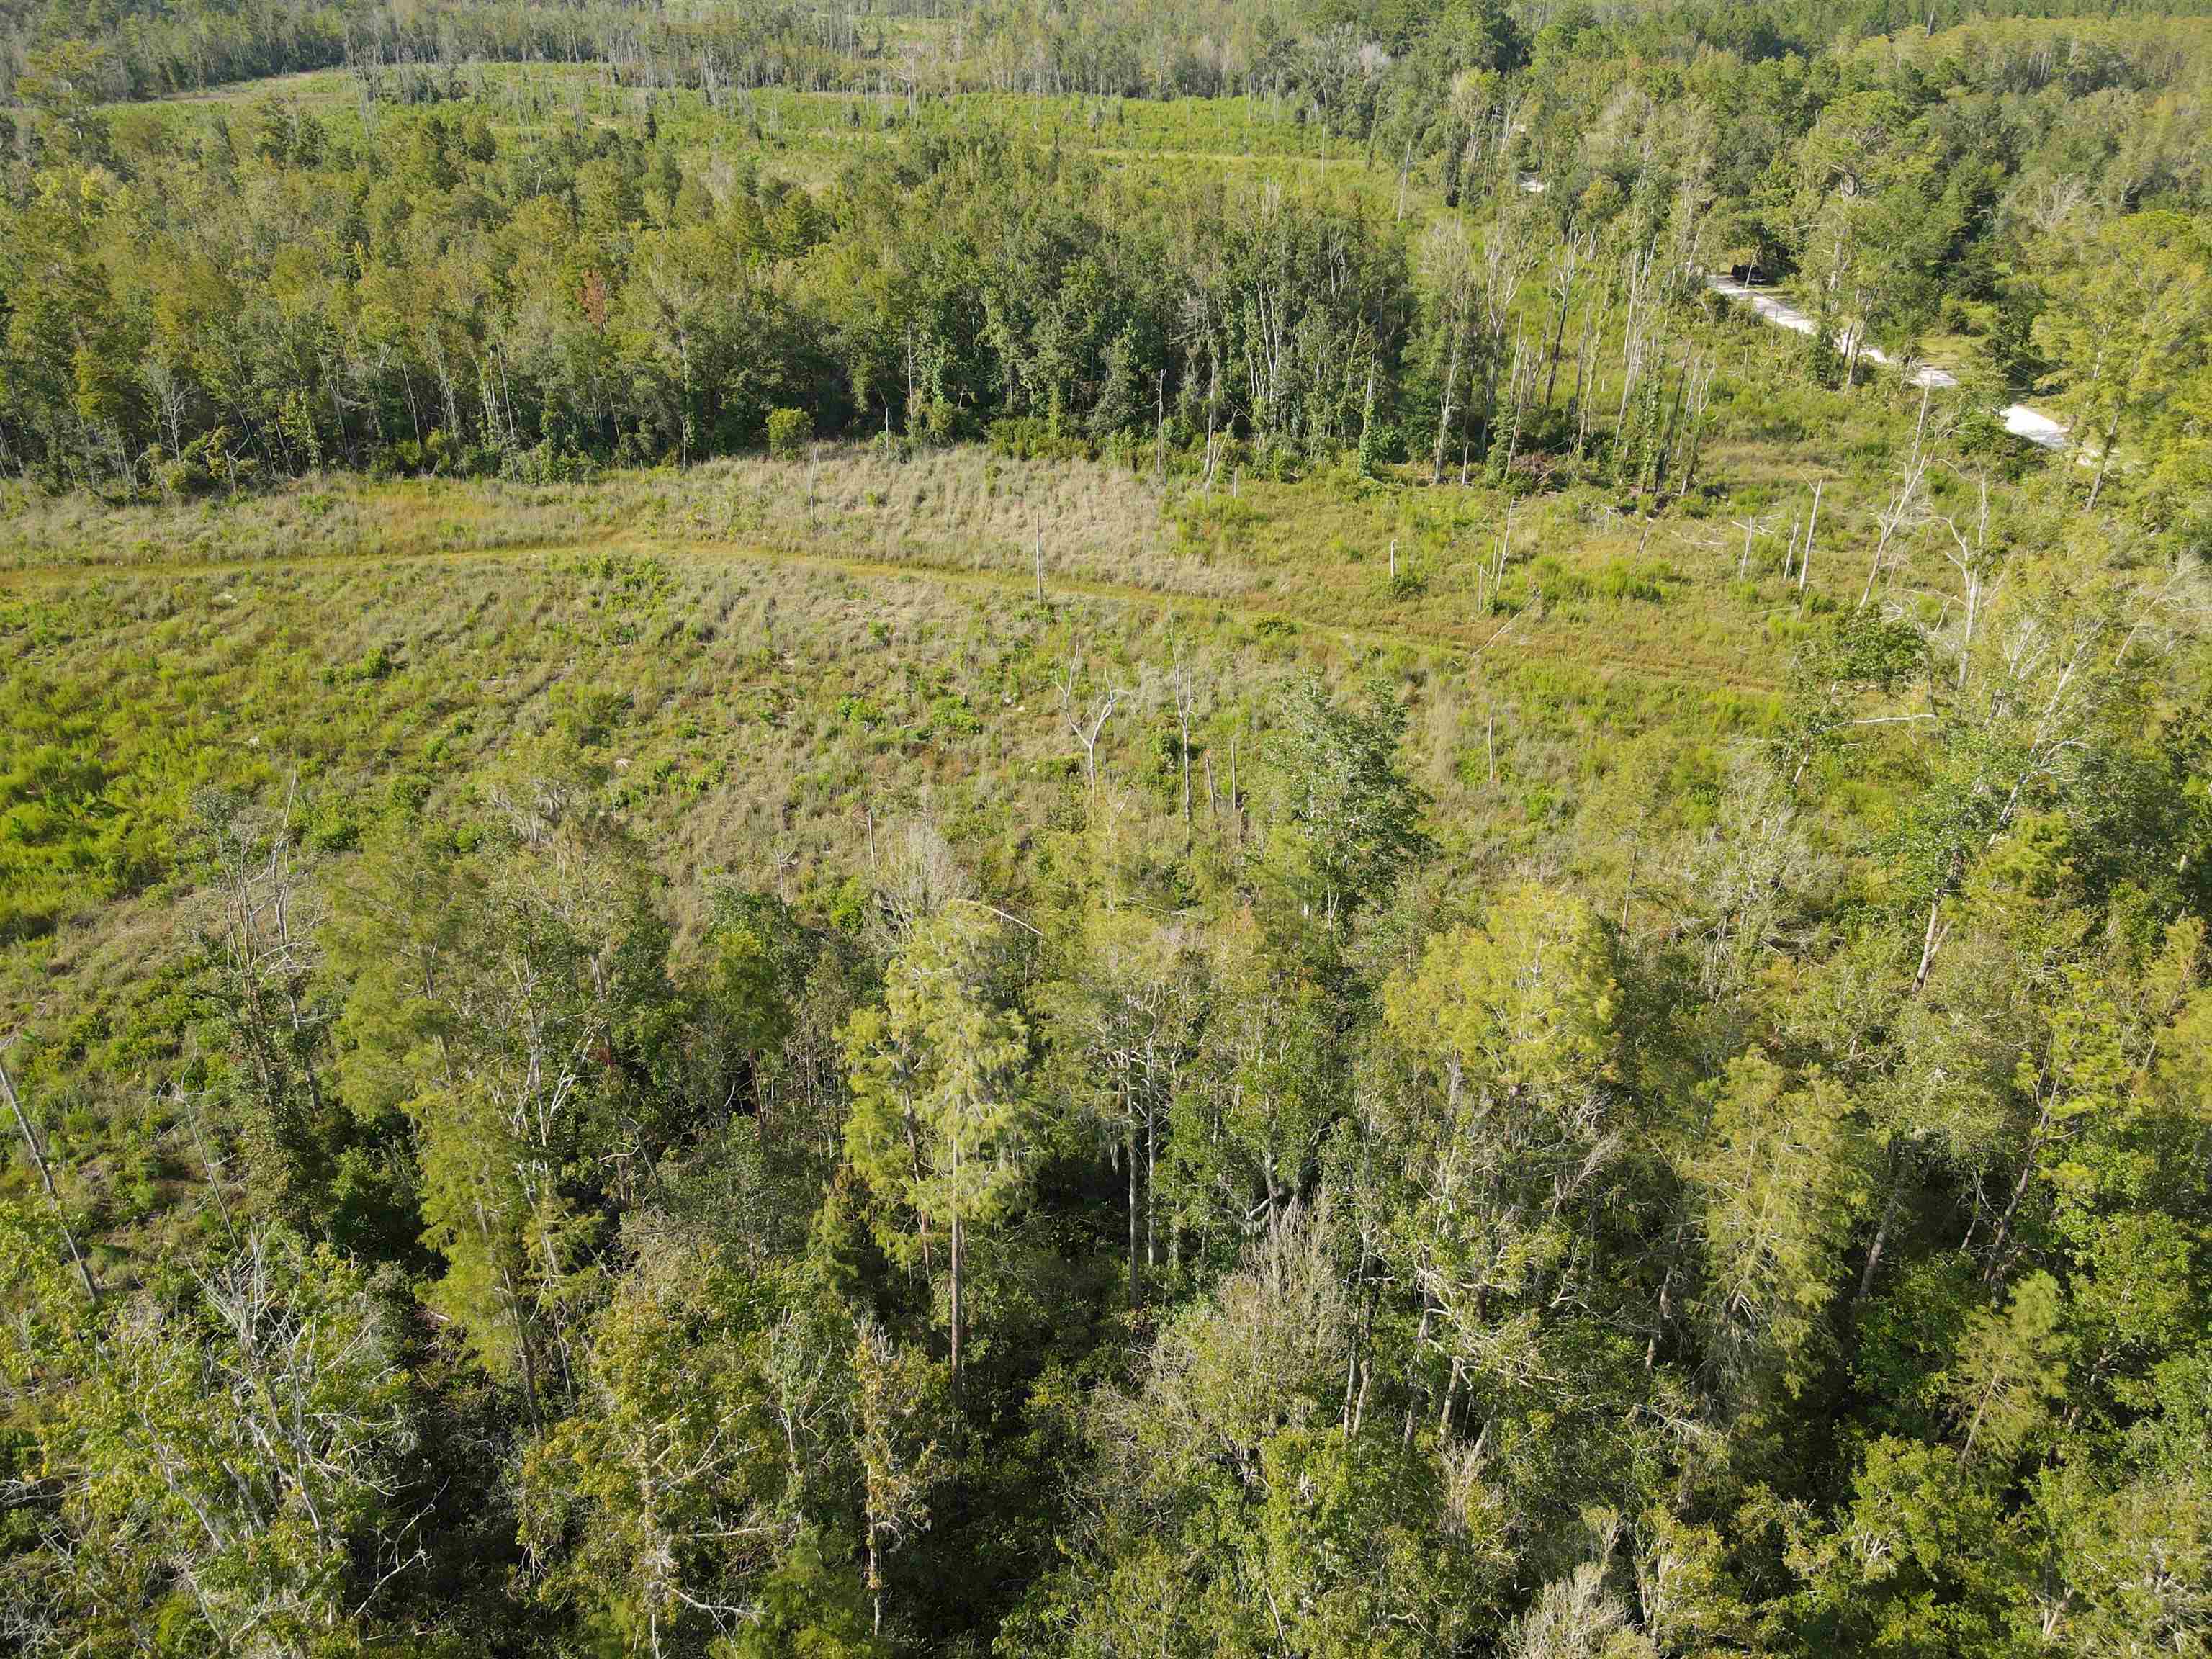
[1860,385,1936,611]
[174,1082,242,1250]
[1799,477,1824,599]
[1173,649,1199,833]
[1569,293,1606,470]
[0,1041,99,1306]
[1609,239,1660,462]
[1938,467,1997,688]
[1473,210,1540,468]
[1421,218,1477,485]
[1728,512,1780,581]
[1057,655,1123,791]
[1541,225,1595,408]
[1671,352,1717,500]
[192,784,336,1217]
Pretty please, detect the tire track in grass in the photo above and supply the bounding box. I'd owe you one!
[1704,274,2070,451]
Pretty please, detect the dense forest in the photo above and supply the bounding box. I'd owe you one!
[2,2,2211,1656]
[5,1,2212,493]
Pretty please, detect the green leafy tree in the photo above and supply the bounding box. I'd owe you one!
[340,760,672,1429]
[1253,677,1429,937]
[518,1238,793,1655]
[1161,904,1334,1254]
[843,904,1032,1392]
[851,1316,950,1640]
[1376,882,1627,1452]
[1043,903,1202,1305]
[1017,1204,1494,1657]
[1684,1055,1868,1402]
[2031,210,2212,511]
[0,1215,418,1653]
[1947,1271,2068,1470]
[1786,91,1952,385]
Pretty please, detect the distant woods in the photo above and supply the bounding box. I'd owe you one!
[10,0,2212,107]
[2,4,2210,500]
[1,111,1421,490]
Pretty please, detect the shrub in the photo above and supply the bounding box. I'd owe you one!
[1594,559,1670,603]
[987,417,1088,462]
[767,407,814,459]
[1357,418,1403,477]
[917,396,958,447]
[926,693,982,739]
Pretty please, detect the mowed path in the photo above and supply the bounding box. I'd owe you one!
[0,526,1784,700]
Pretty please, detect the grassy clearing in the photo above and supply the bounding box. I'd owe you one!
[1,102,2079,1188]
[1,369,2007,699]
[105,67,1415,208]
[3,430,1840,1049]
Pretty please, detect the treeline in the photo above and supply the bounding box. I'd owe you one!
[6,530,2210,1651]
[4,8,2210,500]
[1,0,351,104]
[1005,0,2212,100]
[0,113,1419,488]
[12,0,2212,109]
[0,1,885,106]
